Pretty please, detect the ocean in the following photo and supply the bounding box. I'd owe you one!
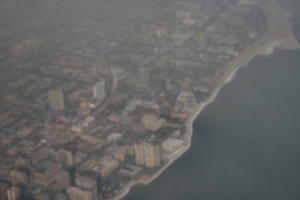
[122,1,300,200]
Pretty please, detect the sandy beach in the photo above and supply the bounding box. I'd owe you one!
[109,1,299,199]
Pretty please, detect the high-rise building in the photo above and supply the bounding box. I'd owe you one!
[92,81,106,100]
[48,90,65,111]
[7,187,20,200]
[156,26,168,38]
[75,170,100,200]
[56,171,70,191]
[0,182,9,200]
[52,149,74,168]
[67,187,94,200]
[134,140,161,168]
[134,143,145,166]
[144,142,161,168]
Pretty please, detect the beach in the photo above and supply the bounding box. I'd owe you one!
[109,0,299,199]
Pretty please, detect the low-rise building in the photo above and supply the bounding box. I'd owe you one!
[162,138,185,155]
[67,187,94,200]
[33,161,63,186]
[118,165,143,179]
[92,156,119,177]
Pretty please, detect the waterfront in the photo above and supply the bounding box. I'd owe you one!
[122,1,300,200]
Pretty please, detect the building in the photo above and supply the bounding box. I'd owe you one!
[179,80,192,92]
[118,164,143,179]
[7,187,20,200]
[48,90,65,111]
[141,113,166,131]
[162,138,185,155]
[138,67,149,83]
[14,157,30,168]
[134,143,145,166]
[54,193,68,200]
[33,161,63,186]
[0,182,9,200]
[113,147,127,162]
[72,117,96,134]
[92,81,106,100]
[156,26,168,38]
[85,117,96,131]
[144,142,161,168]
[132,123,146,134]
[176,92,196,105]
[52,148,74,168]
[67,187,94,200]
[35,193,50,200]
[134,140,161,168]
[92,156,119,177]
[74,151,88,164]
[175,11,191,19]
[10,170,28,185]
[75,171,100,200]
[136,101,160,115]
[56,171,70,191]
[107,133,123,144]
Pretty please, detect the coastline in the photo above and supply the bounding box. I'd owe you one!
[109,1,299,199]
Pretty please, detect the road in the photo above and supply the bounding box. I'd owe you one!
[91,67,118,117]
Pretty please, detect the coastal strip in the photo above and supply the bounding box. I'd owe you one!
[109,0,299,199]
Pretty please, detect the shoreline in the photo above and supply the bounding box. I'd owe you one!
[109,0,299,199]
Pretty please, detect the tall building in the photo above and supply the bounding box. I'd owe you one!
[52,149,74,168]
[7,187,20,200]
[56,171,70,191]
[75,170,100,200]
[48,90,65,111]
[156,26,168,38]
[144,142,161,168]
[134,143,145,166]
[67,187,93,200]
[0,182,9,200]
[92,81,106,100]
[134,140,161,168]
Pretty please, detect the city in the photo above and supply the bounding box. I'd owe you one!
[0,0,269,199]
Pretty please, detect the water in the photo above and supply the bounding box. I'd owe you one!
[122,1,300,200]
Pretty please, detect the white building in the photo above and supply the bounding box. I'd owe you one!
[92,81,106,100]
[141,113,166,131]
[48,90,65,111]
[92,156,119,177]
[162,138,185,155]
[177,92,196,104]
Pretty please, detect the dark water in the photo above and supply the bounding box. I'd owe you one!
[122,1,300,200]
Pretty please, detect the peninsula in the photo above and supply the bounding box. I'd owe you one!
[0,0,298,199]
